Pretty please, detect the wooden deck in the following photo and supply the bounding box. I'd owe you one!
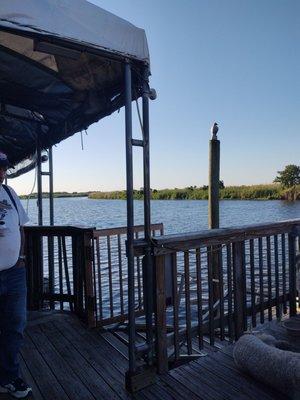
[1,312,297,400]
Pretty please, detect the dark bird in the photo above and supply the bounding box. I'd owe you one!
[211,122,219,139]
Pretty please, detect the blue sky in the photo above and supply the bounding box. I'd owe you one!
[12,0,299,195]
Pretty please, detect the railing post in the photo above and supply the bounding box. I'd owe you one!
[72,233,84,317]
[208,134,221,309]
[289,230,298,316]
[154,255,168,374]
[233,241,246,339]
[26,230,43,310]
[83,230,96,328]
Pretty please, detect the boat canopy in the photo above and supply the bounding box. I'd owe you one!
[0,0,150,166]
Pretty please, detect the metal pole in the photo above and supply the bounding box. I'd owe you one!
[37,140,43,226]
[48,146,55,308]
[124,61,136,373]
[142,66,153,364]
[49,147,54,225]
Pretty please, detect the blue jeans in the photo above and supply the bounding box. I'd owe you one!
[0,265,27,384]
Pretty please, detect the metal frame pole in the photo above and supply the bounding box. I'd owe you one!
[49,146,54,225]
[37,140,43,226]
[142,66,153,363]
[124,61,136,373]
[48,146,55,308]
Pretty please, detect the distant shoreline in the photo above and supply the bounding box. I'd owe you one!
[20,192,90,200]
[20,184,300,201]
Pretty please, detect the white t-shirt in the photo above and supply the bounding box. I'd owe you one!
[0,184,29,271]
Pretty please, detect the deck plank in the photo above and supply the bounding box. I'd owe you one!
[21,332,70,400]
[39,322,124,400]
[51,317,131,400]
[26,325,95,400]
[17,312,297,400]
[19,354,44,400]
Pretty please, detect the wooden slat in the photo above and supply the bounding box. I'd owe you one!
[288,232,297,316]
[226,244,233,342]
[184,251,192,354]
[172,253,180,360]
[274,235,280,319]
[217,247,225,340]
[83,232,96,328]
[232,241,245,339]
[207,247,214,345]
[266,236,272,321]
[281,233,287,314]
[62,236,73,312]
[93,223,164,238]
[155,255,168,374]
[249,239,256,327]
[107,235,114,318]
[95,237,103,320]
[258,237,264,324]
[58,236,63,311]
[47,236,55,310]
[195,248,203,349]
[135,231,142,308]
[117,234,124,315]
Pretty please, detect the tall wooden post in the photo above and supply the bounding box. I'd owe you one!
[208,125,220,229]
[208,123,220,308]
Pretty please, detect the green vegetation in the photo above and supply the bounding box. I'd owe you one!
[89,184,300,201]
[20,191,90,200]
[274,164,300,188]
[20,165,300,201]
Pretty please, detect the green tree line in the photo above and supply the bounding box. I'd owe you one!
[89,165,300,201]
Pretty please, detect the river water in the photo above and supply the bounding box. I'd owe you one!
[22,198,300,320]
[23,197,300,233]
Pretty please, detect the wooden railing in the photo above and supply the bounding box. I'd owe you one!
[133,219,300,373]
[25,223,164,328]
[25,226,95,325]
[92,223,164,326]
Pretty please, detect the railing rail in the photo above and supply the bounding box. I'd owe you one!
[25,225,96,326]
[133,219,300,373]
[25,223,164,328]
[92,223,163,326]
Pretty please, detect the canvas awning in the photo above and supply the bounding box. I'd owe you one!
[0,0,150,166]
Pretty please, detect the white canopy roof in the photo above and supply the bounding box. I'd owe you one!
[0,0,149,63]
[0,0,150,166]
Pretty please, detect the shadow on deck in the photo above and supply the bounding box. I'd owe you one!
[1,312,296,400]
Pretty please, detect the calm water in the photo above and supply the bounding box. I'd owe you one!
[22,197,300,233]
[22,197,299,319]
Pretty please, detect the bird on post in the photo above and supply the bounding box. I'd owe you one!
[211,122,219,140]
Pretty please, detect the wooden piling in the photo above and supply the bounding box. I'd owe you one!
[208,138,220,229]
[208,132,221,309]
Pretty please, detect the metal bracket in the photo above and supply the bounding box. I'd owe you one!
[131,139,144,147]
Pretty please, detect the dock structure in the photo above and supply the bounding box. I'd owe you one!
[0,2,299,398]
[0,311,295,400]
[21,219,300,397]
